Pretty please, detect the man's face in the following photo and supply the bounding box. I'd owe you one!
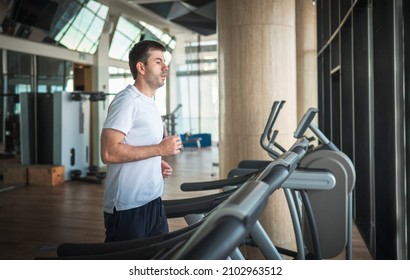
[144,49,168,89]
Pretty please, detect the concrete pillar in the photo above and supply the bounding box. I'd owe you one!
[296,0,317,121]
[217,0,297,258]
[92,31,110,167]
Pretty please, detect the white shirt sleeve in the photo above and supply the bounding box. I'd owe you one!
[103,94,139,135]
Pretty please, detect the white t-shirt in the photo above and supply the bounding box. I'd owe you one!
[102,85,164,213]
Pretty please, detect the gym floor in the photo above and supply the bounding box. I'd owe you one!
[0,146,371,260]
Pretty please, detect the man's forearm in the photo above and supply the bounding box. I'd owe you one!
[101,143,162,164]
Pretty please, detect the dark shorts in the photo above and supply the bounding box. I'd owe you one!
[104,197,169,242]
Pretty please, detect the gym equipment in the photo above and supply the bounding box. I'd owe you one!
[164,142,308,260]
[174,137,317,260]
[36,135,309,260]
[48,173,257,259]
[69,165,106,184]
[227,102,356,259]
[179,102,321,260]
[20,91,107,181]
[162,104,182,136]
[295,108,356,259]
[20,91,90,180]
[180,138,334,260]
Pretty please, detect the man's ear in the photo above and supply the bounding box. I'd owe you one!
[136,62,145,74]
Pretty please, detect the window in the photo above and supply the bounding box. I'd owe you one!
[175,40,218,141]
[53,0,109,54]
[108,16,176,63]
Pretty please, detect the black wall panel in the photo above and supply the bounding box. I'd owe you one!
[316,0,409,259]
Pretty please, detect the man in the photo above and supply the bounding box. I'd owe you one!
[100,40,182,242]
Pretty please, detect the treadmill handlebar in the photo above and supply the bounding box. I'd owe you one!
[289,137,310,157]
[181,137,309,193]
[260,101,286,158]
[255,137,308,185]
[180,171,257,192]
[294,107,318,138]
[172,136,307,259]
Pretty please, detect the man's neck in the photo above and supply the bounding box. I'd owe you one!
[133,81,155,98]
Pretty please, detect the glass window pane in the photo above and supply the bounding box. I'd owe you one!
[37,85,47,93]
[72,9,94,30]
[52,0,108,55]
[54,21,71,41]
[86,0,101,13]
[7,51,32,75]
[117,17,139,37]
[16,84,31,94]
[155,81,167,116]
[169,39,176,49]
[131,31,142,42]
[59,27,83,49]
[36,56,71,94]
[109,32,132,60]
[37,56,66,76]
[86,18,104,42]
[97,5,109,19]
[141,33,157,41]
[89,44,98,54]
[164,51,172,65]
[161,33,172,45]
[174,38,218,140]
[77,37,94,53]
[51,85,64,92]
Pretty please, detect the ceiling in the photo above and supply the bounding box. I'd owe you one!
[138,0,216,36]
[128,0,216,36]
[0,0,216,51]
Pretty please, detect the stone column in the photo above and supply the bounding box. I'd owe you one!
[296,0,317,120]
[92,29,110,167]
[217,0,297,258]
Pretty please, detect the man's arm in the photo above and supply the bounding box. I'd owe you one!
[100,128,181,164]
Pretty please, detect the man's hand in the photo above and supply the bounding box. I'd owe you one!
[161,160,173,178]
[159,135,182,156]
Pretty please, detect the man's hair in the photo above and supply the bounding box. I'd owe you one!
[129,40,166,80]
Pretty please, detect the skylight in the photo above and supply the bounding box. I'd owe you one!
[54,0,109,54]
[108,16,176,63]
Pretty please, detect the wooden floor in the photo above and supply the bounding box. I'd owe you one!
[0,146,372,260]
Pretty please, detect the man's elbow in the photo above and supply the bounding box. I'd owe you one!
[101,151,111,164]
[101,157,108,165]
